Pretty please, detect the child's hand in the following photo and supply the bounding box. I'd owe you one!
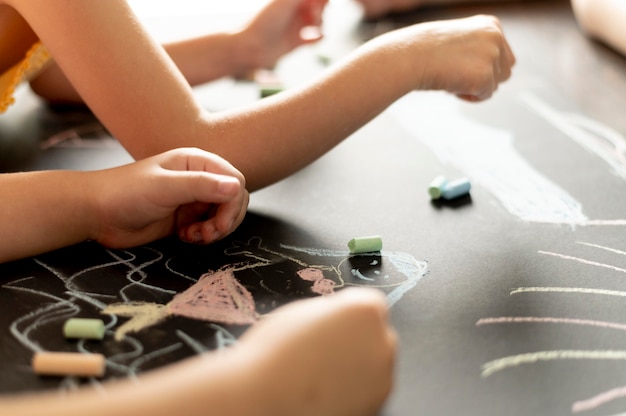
[90,148,248,248]
[377,14,515,101]
[238,287,397,416]
[241,0,329,70]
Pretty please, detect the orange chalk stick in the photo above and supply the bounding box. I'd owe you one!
[32,351,106,377]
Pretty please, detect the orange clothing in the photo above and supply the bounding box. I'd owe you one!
[0,41,51,113]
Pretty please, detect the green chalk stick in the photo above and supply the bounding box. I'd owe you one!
[63,318,105,340]
[348,236,383,254]
[428,175,448,200]
[260,86,283,98]
[316,52,331,66]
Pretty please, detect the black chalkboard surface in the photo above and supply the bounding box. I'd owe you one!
[2,1,626,415]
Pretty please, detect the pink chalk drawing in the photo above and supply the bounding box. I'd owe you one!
[296,268,336,296]
[102,237,427,341]
[104,268,257,341]
[1,236,426,389]
[168,268,257,325]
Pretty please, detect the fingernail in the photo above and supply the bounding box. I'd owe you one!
[192,231,202,243]
[218,178,239,196]
[211,230,221,241]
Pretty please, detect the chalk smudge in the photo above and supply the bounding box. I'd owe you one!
[481,350,626,378]
[572,385,626,413]
[521,92,626,181]
[538,250,626,274]
[477,316,626,332]
[103,303,169,341]
[389,91,587,224]
[577,241,626,256]
[389,91,626,226]
[510,286,626,298]
[479,240,626,413]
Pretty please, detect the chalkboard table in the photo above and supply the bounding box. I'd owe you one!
[2,0,626,414]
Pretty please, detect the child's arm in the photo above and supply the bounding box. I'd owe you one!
[571,0,626,56]
[0,288,394,416]
[10,0,514,191]
[0,148,247,264]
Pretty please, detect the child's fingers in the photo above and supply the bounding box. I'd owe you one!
[159,170,242,208]
[176,184,249,243]
[206,188,249,240]
[149,148,248,244]
[177,196,248,243]
[492,18,516,72]
[157,148,246,187]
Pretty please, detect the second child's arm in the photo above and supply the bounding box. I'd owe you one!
[0,148,248,264]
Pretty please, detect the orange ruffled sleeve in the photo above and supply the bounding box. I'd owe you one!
[0,41,52,114]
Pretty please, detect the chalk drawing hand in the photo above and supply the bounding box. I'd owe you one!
[238,287,397,416]
[382,15,515,101]
[91,147,248,249]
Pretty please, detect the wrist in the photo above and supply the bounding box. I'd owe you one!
[229,28,264,78]
[358,29,421,95]
[78,170,104,244]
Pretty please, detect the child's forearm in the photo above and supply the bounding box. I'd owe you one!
[0,171,95,263]
[163,31,260,85]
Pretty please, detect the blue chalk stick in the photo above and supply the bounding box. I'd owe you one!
[440,178,471,200]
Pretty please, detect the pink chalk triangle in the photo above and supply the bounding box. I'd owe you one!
[168,268,257,325]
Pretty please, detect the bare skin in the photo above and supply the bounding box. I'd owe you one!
[0,1,516,414]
